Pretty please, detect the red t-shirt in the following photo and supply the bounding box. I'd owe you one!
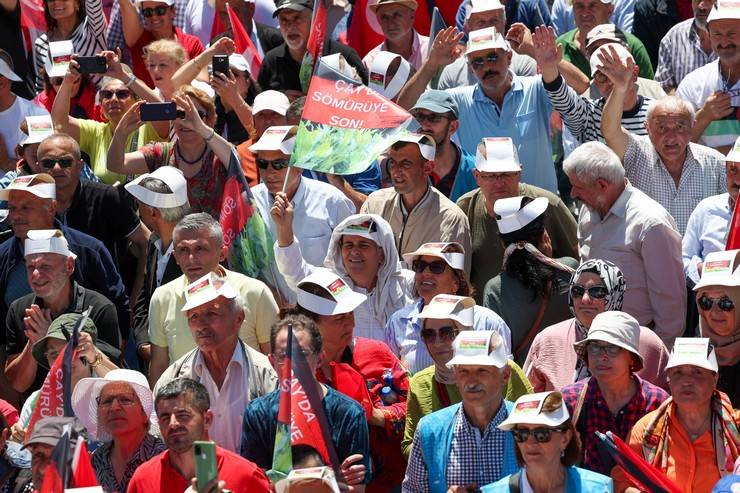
[127,446,271,493]
[129,27,204,88]
[0,399,19,427]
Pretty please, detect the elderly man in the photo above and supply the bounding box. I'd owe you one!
[411,90,476,202]
[249,125,355,304]
[258,0,366,97]
[119,0,204,87]
[126,167,189,365]
[457,138,577,302]
[438,0,537,90]
[23,417,86,492]
[362,0,429,70]
[677,0,740,153]
[612,338,740,492]
[564,142,686,348]
[653,0,717,92]
[5,228,121,396]
[403,331,518,492]
[148,213,278,386]
[129,378,271,492]
[600,48,726,235]
[360,133,472,273]
[153,274,277,453]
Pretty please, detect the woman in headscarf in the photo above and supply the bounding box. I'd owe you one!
[523,259,670,392]
[482,196,578,364]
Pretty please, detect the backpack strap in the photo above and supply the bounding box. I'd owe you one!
[508,469,522,493]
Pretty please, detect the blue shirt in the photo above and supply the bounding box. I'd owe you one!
[448,145,477,203]
[301,161,382,196]
[455,0,552,41]
[448,79,557,192]
[682,193,733,284]
[550,0,635,35]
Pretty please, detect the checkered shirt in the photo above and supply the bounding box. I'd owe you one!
[562,375,668,475]
[624,133,727,235]
[402,401,510,492]
[655,19,717,90]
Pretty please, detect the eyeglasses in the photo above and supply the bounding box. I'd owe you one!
[469,53,499,69]
[586,342,623,358]
[420,326,459,344]
[569,285,609,300]
[97,394,139,408]
[411,259,448,274]
[256,158,290,170]
[99,89,132,100]
[475,172,518,181]
[142,5,170,17]
[698,295,735,312]
[412,112,450,124]
[39,157,76,169]
[512,427,566,443]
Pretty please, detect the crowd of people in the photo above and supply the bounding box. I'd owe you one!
[0,0,739,491]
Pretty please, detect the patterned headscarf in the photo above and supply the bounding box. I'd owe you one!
[568,259,626,331]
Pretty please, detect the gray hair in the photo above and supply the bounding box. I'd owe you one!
[646,96,696,124]
[39,133,82,161]
[173,213,223,248]
[563,141,625,185]
[139,177,191,223]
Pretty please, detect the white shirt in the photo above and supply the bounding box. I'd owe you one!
[682,193,733,284]
[154,239,174,287]
[193,342,250,453]
[0,95,48,158]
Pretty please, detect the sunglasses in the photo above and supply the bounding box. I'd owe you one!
[512,427,566,443]
[413,112,449,124]
[570,285,609,300]
[412,259,448,274]
[469,53,499,69]
[420,326,459,344]
[256,158,290,170]
[586,342,623,358]
[99,89,132,100]
[698,295,735,312]
[39,157,75,169]
[142,5,170,17]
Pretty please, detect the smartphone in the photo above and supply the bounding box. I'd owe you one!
[194,441,217,492]
[212,55,229,76]
[75,56,107,74]
[140,102,179,121]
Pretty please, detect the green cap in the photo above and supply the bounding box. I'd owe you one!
[32,313,98,369]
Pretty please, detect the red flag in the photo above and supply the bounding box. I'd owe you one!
[25,349,68,442]
[19,0,46,31]
[71,437,99,488]
[346,0,431,57]
[38,428,72,493]
[227,4,262,76]
[726,198,740,249]
[38,462,64,493]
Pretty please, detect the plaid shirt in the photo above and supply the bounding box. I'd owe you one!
[403,402,510,492]
[562,375,668,475]
[655,19,717,90]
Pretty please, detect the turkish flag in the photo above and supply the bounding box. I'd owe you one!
[726,197,740,249]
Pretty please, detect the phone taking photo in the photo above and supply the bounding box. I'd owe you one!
[139,102,179,121]
[194,441,217,492]
[75,56,107,74]
[212,55,229,76]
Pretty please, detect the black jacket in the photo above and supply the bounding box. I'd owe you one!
[633,0,681,68]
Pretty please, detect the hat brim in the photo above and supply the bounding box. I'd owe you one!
[31,334,67,369]
[446,354,506,369]
[369,0,418,11]
[273,3,312,16]
[573,338,644,372]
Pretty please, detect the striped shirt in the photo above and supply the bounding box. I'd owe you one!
[544,75,651,145]
[33,0,107,90]
[655,19,716,91]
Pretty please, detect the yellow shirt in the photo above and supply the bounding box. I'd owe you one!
[148,268,279,362]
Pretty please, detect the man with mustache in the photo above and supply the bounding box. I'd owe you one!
[152,274,277,453]
[677,0,740,154]
[403,331,518,493]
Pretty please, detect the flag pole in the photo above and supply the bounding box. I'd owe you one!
[281,166,292,194]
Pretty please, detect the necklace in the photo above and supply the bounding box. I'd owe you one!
[686,414,711,441]
[175,142,208,165]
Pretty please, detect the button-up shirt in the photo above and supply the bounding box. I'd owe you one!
[154,239,175,287]
[655,18,717,91]
[363,30,430,71]
[194,342,250,453]
[578,183,686,348]
[561,376,668,474]
[624,133,726,234]
[682,193,733,284]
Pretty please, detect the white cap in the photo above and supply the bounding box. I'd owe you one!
[0,58,21,82]
[228,54,250,73]
[0,173,56,200]
[725,136,740,161]
[392,133,436,161]
[181,272,239,312]
[368,51,411,100]
[252,90,290,116]
[707,0,740,23]
[275,467,340,493]
[44,40,74,78]
[24,229,77,259]
[322,53,360,81]
[693,250,740,290]
[589,42,635,77]
[498,391,570,431]
[475,137,522,173]
[135,0,174,6]
[418,294,475,328]
[665,337,719,373]
[296,269,367,316]
[125,166,189,209]
[402,242,466,270]
[248,125,296,154]
[20,116,54,146]
[468,0,505,16]
[573,310,643,371]
[446,330,508,368]
[337,217,381,244]
[465,27,510,56]
[494,196,548,234]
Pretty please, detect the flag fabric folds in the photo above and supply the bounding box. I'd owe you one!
[227,3,263,77]
[726,196,740,249]
[346,0,431,57]
[39,428,71,493]
[298,0,330,92]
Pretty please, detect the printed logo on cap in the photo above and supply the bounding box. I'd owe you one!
[343,221,376,235]
[327,278,348,296]
[370,72,384,84]
[187,278,211,296]
[705,259,732,273]
[458,334,489,351]
[514,399,541,413]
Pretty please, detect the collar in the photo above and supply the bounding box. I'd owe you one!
[154,235,174,257]
[398,183,431,216]
[473,72,520,103]
[33,281,84,312]
[270,176,305,204]
[655,141,697,175]
[380,29,422,54]
[401,297,425,324]
[459,398,509,437]
[193,338,246,378]
[604,181,631,220]
[588,374,647,410]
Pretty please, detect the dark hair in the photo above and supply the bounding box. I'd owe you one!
[44,0,85,34]
[293,282,334,321]
[286,96,306,125]
[155,377,210,414]
[292,444,326,469]
[269,313,323,355]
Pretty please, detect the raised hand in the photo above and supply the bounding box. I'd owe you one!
[506,23,534,56]
[210,70,240,108]
[210,37,235,56]
[531,26,563,72]
[100,49,129,81]
[595,44,635,92]
[700,91,734,122]
[114,100,145,135]
[23,304,52,345]
[173,94,209,136]
[428,27,465,70]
